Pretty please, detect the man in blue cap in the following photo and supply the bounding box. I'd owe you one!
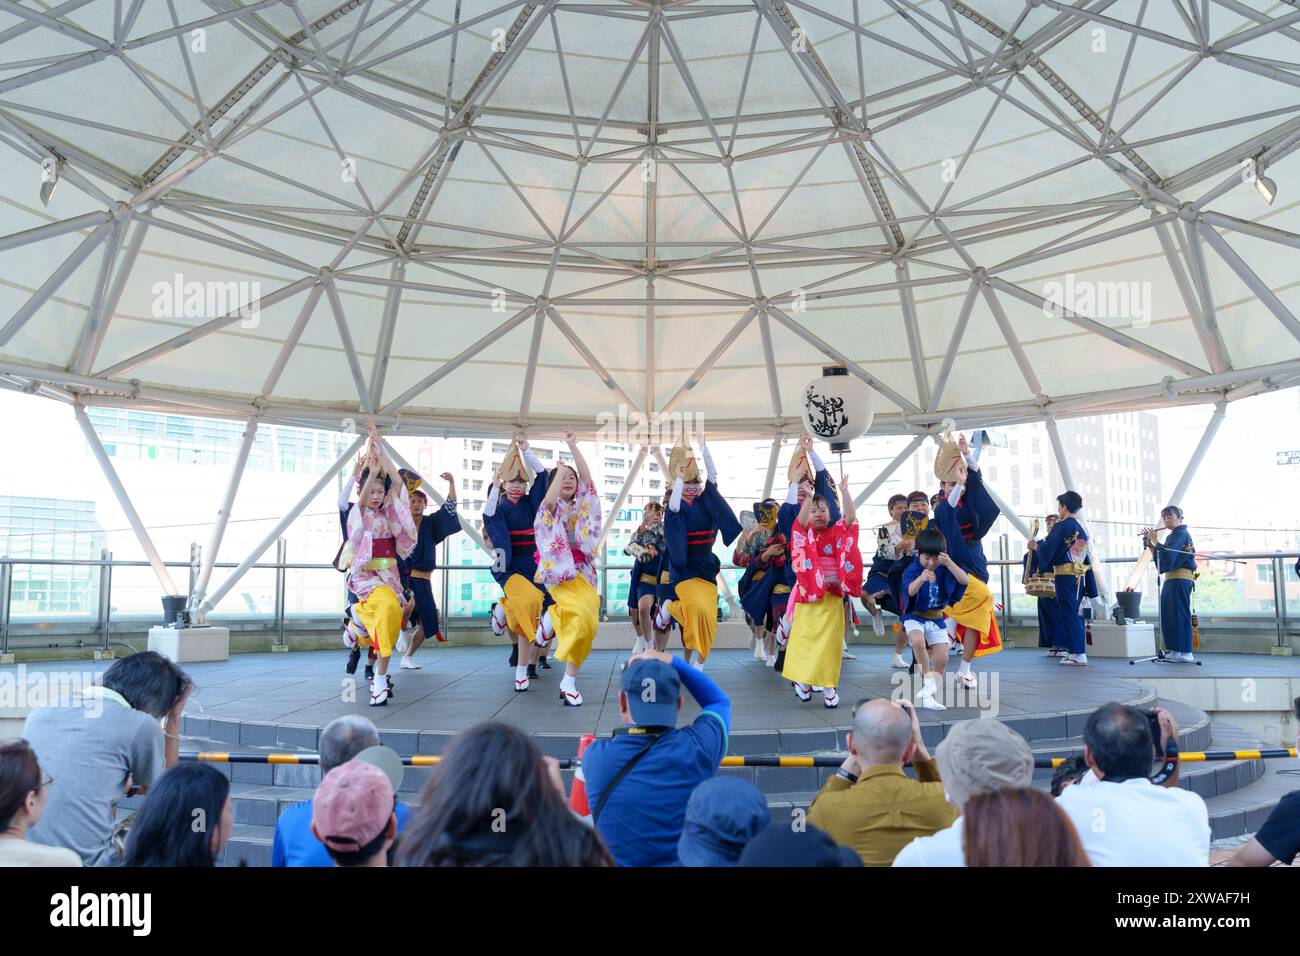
[579,649,731,867]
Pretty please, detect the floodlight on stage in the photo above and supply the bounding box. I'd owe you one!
[1251,157,1277,205]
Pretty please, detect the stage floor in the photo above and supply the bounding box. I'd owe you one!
[6,646,1293,744]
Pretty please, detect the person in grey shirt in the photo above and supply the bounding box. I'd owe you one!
[21,652,191,866]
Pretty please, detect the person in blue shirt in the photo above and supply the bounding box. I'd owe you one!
[1144,505,1198,662]
[580,651,731,867]
[900,526,968,711]
[395,472,461,671]
[272,717,413,867]
[1028,491,1091,666]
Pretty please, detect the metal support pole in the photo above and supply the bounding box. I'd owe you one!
[853,435,927,507]
[999,534,1012,636]
[385,444,488,555]
[0,558,11,655]
[592,446,648,559]
[1274,555,1287,649]
[1167,402,1227,507]
[192,417,259,613]
[977,475,1033,540]
[274,538,287,647]
[98,548,112,652]
[762,437,782,499]
[76,405,179,595]
[202,435,364,614]
[440,536,451,635]
[188,542,200,605]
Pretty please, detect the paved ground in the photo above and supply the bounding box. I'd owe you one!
[1,644,1213,736]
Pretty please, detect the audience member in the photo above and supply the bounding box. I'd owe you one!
[1227,790,1299,867]
[963,788,1090,867]
[0,739,81,867]
[808,698,955,866]
[312,761,396,868]
[121,763,232,867]
[893,718,1034,866]
[738,823,861,867]
[396,721,612,867]
[272,714,413,867]
[1056,702,1210,866]
[580,650,730,866]
[22,652,190,865]
[678,776,769,867]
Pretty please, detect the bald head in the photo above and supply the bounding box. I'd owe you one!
[851,699,914,766]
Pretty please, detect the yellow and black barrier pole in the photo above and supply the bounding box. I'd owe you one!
[183,748,1298,771]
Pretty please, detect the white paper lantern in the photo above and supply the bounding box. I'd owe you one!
[802,365,873,452]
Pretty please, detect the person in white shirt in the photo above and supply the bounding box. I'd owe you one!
[1055,702,1210,866]
[893,718,1035,867]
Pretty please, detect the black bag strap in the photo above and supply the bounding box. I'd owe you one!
[591,733,667,824]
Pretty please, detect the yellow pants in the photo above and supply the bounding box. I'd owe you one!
[944,575,1000,657]
[783,594,844,688]
[501,574,544,639]
[670,577,718,661]
[550,577,600,668]
[353,586,402,659]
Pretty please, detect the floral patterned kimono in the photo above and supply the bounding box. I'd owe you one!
[534,480,603,666]
[345,482,417,658]
[782,517,862,690]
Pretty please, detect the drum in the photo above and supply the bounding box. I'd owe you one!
[1026,574,1057,598]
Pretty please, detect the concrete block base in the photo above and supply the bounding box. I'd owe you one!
[148,625,230,663]
[1087,621,1157,658]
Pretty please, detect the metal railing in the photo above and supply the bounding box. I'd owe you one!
[1,547,1296,654]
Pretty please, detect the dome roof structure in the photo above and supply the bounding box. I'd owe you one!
[2,0,1299,439]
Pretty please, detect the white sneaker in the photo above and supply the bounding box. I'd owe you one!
[631,636,648,655]
[1060,654,1089,666]
[765,654,776,667]
[490,602,507,637]
[958,671,976,689]
[822,688,840,709]
[400,656,421,670]
[890,653,907,669]
[841,647,857,660]
[753,641,767,661]
[691,659,705,671]
[916,694,948,711]
[793,682,812,702]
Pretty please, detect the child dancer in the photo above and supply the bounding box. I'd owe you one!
[783,473,862,709]
[900,527,969,711]
[625,501,665,654]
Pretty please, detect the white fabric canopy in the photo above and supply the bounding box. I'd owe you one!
[1,0,1299,438]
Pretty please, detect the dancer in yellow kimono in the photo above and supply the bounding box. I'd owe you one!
[533,428,602,707]
[344,425,418,707]
[654,432,742,669]
[783,472,862,709]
